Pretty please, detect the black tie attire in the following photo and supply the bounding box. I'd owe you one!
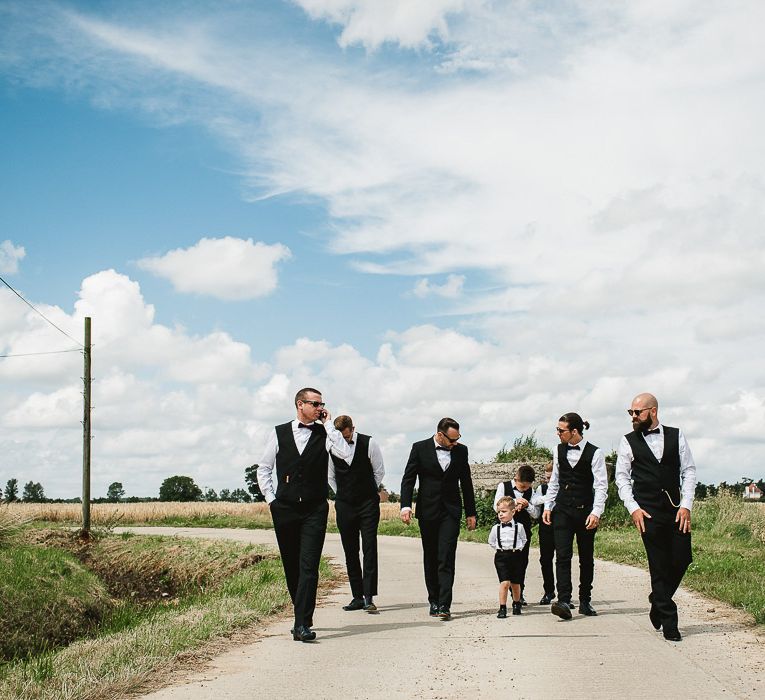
[536,482,556,598]
[616,425,696,631]
[330,433,382,600]
[501,481,534,590]
[400,438,477,609]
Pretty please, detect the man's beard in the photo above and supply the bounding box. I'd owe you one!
[633,415,653,432]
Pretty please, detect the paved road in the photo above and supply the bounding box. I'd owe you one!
[127,527,764,700]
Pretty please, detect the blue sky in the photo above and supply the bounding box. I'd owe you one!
[2,0,764,498]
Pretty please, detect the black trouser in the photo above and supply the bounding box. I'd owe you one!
[418,513,461,608]
[269,498,329,628]
[519,522,532,590]
[553,505,596,604]
[640,507,692,630]
[538,522,556,597]
[335,498,380,599]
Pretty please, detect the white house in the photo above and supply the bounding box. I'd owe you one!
[743,483,762,500]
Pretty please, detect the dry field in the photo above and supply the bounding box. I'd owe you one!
[2,501,403,526]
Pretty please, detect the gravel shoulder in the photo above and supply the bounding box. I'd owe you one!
[123,527,765,700]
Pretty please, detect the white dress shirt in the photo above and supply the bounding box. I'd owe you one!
[544,439,608,518]
[493,482,541,520]
[531,484,550,509]
[615,424,697,515]
[256,419,352,504]
[327,431,385,493]
[488,519,528,551]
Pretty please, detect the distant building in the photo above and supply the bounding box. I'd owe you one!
[743,483,762,501]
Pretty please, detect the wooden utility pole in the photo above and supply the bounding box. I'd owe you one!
[81,316,92,535]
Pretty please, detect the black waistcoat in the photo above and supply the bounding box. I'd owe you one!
[274,422,328,504]
[625,426,681,512]
[557,442,596,510]
[504,482,533,528]
[331,433,378,504]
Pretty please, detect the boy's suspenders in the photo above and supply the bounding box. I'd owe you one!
[495,523,519,550]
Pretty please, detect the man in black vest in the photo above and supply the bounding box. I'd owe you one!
[329,414,385,613]
[615,393,696,642]
[256,387,351,642]
[400,417,477,621]
[542,412,608,620]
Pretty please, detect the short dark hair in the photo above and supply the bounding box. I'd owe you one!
[295,387,321,406]
[437,417,460,433]
[334,415,353,431]
[559,412,590,434]
[516,465,535,483]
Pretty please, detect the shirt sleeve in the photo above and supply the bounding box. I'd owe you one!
[531,485,546,508]
[615,435,640,515]
[493,482,505,511]
[327,453,337,494]
[590,447,609,518]
[488,525,498,549]
[368,437,385,487]
[545,451,560,511]
[516,523,528,550]
[526,494,541,520]
[257,429,278,505]
[326,422,352,460]
[678,429,697,511]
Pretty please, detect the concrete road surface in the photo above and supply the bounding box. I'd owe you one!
[124,527,764,700]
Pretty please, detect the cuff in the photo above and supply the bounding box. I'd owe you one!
[265,494,276,505]
[680,498,693,511]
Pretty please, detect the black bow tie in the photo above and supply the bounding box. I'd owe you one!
[436,445,451,451]
[566,444,580,451]
[348,440,354,445]
[500,521,513,527]
[298,422,316,430]
[643,428,660,436]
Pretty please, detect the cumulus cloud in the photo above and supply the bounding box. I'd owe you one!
[137,237,291,300]
[412,274,465,299]
[0,240,25,275]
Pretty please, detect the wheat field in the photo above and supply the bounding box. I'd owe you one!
[2,501,403,526]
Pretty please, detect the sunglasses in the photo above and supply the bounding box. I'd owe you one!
[301,400,326,408]
[627,408,651,417]
[439,431,461,443]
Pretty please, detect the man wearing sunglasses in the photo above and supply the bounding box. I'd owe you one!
[257,387,352,642]
[615,393,697,642]
[400,417,477,621]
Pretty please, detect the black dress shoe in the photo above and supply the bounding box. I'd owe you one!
[438,606,451,620]
[342,598,364,611]
[579,601,598,616]
[663,627,682,642]
[292,625,317,642]
[551,600,573,620]
[539,593,554,605]
[649,604,662,630]
[429,603,440,617]
[496,607,507,619]
[363,597,378,613]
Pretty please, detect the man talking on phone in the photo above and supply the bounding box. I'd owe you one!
[257,387,351,642]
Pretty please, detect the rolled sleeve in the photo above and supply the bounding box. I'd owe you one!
[678,429,697,511]
[615,436,640,515]
[257,429,278,504]
[590,448,609,518]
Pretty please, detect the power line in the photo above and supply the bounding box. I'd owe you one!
[0,274,84,348]
[0,347,83,359]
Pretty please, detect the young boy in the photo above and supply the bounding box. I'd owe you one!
[493,464,540,604]
[533,462,556,604]
[488,496,528,617]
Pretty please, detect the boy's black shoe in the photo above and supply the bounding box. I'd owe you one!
[539,593,554,605]
[551,600,573,620]
[663,627,682,642]
[512,601,522,615]
[497,606,507,619]
[343,598,364,611]
[429,603,440,617]
[520,595,528,606]
[579,601,598,616]
[438,606,451,621]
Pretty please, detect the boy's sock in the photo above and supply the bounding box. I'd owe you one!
[497,604,507,619]
[512,601,522,615]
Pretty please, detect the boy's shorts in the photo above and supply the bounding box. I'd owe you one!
[494,549,524,584]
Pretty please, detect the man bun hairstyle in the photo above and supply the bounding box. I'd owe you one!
[559,412,590,434]
[334,415,353,431]
[295,387,321,406]
[516,464,535,483]
[437,417,460,433]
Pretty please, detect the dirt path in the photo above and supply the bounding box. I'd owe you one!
[125,527,764,699]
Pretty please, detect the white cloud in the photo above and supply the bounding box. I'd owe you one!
[412,274,465,299]
[137,237,291,300]
[0,240,25,275]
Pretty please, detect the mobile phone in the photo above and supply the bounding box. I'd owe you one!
[319,409,328,421]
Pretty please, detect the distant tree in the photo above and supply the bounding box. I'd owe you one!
[387,491,399,503]
[327,486,336,501]
[22,481,46,503]
[203,487,219,502]
[158,475,203,502]
[244,465,265,502]
[4,478,19,502]
[495,432,553,463]
[219,488,232,502]
[230,488,252,503]
[604,450,617,481]
[106,482,125,502]
[695,482,709,500]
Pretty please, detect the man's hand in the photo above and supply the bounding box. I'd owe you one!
[631,508,652,533]
[319,409,332,424]
[466,516,477,531]
[585,514,600,530]
[400,509,412,525]
[542,509,552,526]
[515,497,529,510]
[676,507,691,533]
